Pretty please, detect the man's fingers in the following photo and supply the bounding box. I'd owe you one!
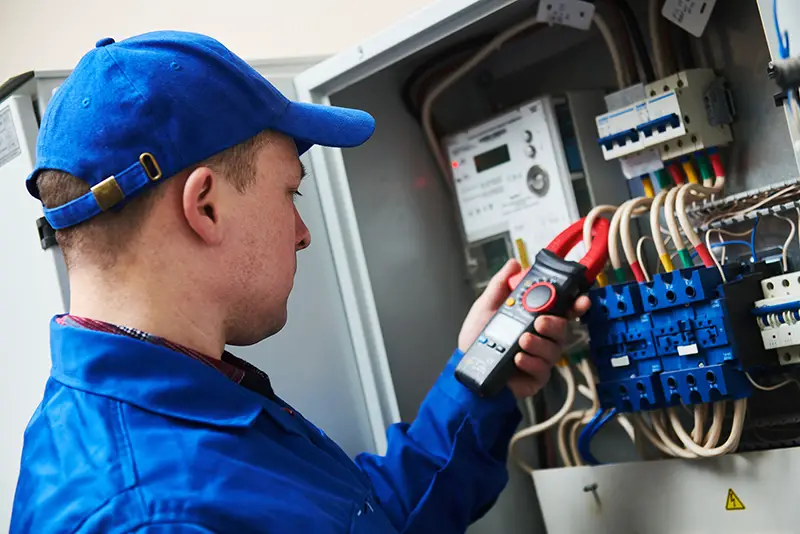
[518,333,562,366]
[483,259,522,307]
[509,358,551,397]
[532,315,569,344]
[567,295,592,320]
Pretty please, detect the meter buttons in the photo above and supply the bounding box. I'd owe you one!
[525,145,537,158]
[523,130,533,142]
[522,282,557,313]
[527,165,550,197]
[506,297,516,307]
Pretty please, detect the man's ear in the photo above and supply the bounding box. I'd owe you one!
[182,166,224,245]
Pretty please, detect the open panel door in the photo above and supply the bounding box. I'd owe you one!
[0,93,66,531]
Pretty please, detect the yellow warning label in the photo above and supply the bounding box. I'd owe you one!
[725,488,746,511]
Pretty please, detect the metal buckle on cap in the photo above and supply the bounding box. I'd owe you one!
[91,176,124,211]
[139,152,162,181]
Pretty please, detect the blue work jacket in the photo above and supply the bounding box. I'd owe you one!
[11,318,522,533]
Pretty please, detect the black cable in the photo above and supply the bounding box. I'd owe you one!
[606,0,656,82]
[671,22,696,71]
[400,35,494,121]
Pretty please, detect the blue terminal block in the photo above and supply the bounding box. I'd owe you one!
[584,265,771,413]
[585,283,665,412]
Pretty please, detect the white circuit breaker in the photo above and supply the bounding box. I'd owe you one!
[444,95,581,289]
[596,68,734,163]
[755,270,800,366]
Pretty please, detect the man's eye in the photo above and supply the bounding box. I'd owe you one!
[292,190,303,201]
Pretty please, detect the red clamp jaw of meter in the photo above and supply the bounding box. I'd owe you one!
[508,217,610,290]
[455,216,611,397]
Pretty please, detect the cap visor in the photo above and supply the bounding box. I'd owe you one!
[276,101,375,155]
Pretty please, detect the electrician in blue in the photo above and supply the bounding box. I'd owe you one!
[12,31,590,533]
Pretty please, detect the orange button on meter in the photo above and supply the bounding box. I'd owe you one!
[506,297,516,307]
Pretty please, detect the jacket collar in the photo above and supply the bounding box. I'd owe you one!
[49,317,263,428]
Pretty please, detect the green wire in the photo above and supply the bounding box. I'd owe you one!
[613,267,627,284]
[678,249,694,269]
[654,169,672,189]
[696,154,714,183]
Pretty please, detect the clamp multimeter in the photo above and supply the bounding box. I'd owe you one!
[455,216,611,397]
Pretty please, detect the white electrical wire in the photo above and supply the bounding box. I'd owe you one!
[676,178,727,261]
[634,413,681,457]
[421,10,633,190]
[510,364,576,474]
[691,404,706,443]
[665,186,689,259]
[668,399,747,457]
[621,197,654,277]
[746,372,800,392]
[773,213,796,272]
[650,189,673,272]
[705,228,728,283]
[421,17,542,185]
[558,411,585,467]
[636,236,654,282]
[593,11,630,89]
[584,205,618,249]
[648,0,669,79]
[650,410,699,459]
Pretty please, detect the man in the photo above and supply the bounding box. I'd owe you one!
[11,31,589,533]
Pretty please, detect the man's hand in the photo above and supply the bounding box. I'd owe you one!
[458,259,591,398]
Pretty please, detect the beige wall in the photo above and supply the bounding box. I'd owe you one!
[0,0,434,82]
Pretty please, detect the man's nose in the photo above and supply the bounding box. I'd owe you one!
[296,209,311,250]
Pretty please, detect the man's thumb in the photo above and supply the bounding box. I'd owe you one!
[484,259,522,306]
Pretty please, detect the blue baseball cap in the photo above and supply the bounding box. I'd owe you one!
[28,30,375,230]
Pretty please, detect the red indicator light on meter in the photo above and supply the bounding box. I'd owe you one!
[451,161,459,169]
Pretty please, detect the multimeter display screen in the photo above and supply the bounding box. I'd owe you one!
[484,314,526,346]
[474,145,510,173]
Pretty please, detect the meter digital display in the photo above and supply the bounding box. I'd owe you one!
[474,144,510,173]
[483,314,526,346]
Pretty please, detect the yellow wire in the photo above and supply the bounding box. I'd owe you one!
[682,160,700,185]
[658,252,675,272]
[641,176,655,198]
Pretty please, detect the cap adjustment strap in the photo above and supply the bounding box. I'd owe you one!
[91,176,124,211]
[43,152,163,230]
[139,152,162,181]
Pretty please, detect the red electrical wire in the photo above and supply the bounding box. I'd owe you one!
[709,153,725,179]
[667,163,685,185]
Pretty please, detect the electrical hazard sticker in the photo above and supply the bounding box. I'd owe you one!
[725,488,745,511]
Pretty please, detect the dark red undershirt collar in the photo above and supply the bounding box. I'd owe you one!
[57,314,277,401]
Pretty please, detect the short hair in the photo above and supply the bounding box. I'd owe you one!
[37,131,273,270]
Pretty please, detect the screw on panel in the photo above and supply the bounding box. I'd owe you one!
[583,483,601,506]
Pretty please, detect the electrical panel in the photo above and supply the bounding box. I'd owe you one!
[596,68,734,163]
